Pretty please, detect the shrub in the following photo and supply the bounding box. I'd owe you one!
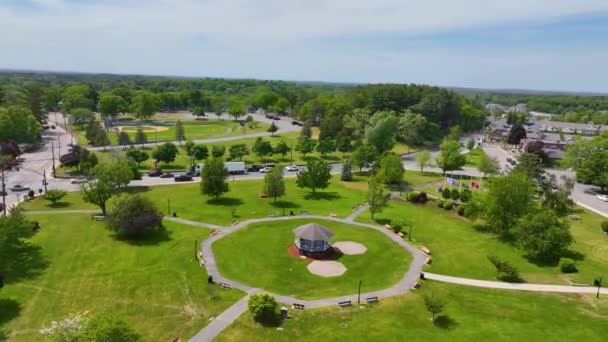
[441,188,451,199]
[106,194,163,237]
[443,201,453,210]
[43,189,67,205]
[559,258,578,273]
[248,294,279,323]
[460,188,472,203]
[487,254,520,282]
[417,192,428,204]
[437,200,445,208]
[27,190,35,199]
[457,206,466,216]
[450,189,460,200]
[601,221,608,234]
[407,192,419,202]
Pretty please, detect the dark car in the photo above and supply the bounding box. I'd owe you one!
[148,169,163,177]
[185,169,198,177]
[247,164,262,172]
[291,121,303,126]
[160,172,174,178]
[174,174,193,182]
[506,157,513,163]
[509,159,517,165]
[51,125,56,129]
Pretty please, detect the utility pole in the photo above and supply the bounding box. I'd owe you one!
[357,280,362,304]
[43,170,48,193]
[1,168,6,216]
[290,140,294,165]
[51,141,56,178]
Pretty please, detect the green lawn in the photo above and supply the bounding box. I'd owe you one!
[216,282,608,341]
[358,200,608,285]
[21,178,367,226]
[212,219,411,299]
[0,214,243,341]
[464,148,486,167]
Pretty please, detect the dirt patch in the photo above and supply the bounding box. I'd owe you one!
[287,244,310,261]
[307,260,347,277]
[118,125,170,133]
[333,241,367,255]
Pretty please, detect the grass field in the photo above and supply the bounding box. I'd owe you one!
[0,215,243,341]
[464,148,486,167]
[21,178,367,226]
[357,200,608,285]
[212,219,411,299]
[216,281,608,341]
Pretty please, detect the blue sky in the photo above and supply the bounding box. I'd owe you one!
[1,0,608,92]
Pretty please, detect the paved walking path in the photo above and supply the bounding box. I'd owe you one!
[423,272,608,295]
[345,203,369,221]
[24,209,99,215]
[164,216,225,230]
[190,292,255,342]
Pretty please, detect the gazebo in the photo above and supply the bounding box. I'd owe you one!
[293,223,334,258]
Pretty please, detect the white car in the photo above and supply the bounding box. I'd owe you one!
[284,165,299,172]
[71,177,88,184]
[259,167,271,173]
[597,194,608,202]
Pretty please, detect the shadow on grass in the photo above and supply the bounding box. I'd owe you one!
[373,218,392,226]
[207,197,244,207]
[497,274,526,283]
[525,249,585,268]
[125,186,151,194]
[113,227,172,246]
[271,201,301,210]
[254,315,283,328]
[48,202,71,209]
[303,192,341,201]
[0,299,21,325]
[434,315,459,331]
[5,243,49,284]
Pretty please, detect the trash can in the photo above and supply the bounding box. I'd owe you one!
[280,306,288,319]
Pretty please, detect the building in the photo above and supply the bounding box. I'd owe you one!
[534,120,607,136]
[293,223,334,259]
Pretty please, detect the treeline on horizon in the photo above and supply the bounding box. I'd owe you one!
[0,71,489,147]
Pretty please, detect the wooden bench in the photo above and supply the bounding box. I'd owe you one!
[365,296,379,304]
[397,232,404,238]
[292,303,305,310]
[337,300,352,308]
[91,215,105,221]
[219,282,231,289]
[384,224,392,230]
[420,246,431,255]
[425,256,432,265]
[329,213,337,218]
[258,193,269,198]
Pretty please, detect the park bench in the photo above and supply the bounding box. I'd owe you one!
[258,193,269,198]
[232,220,240,225]
[300,211,309,215]
[397,232,404,238]
[91,215,105,221]
[425,256,433,265]
[384,224,392,230]
[365,297,379,304]
[292,303,305,310]
[329,213,337,218]
[412,281,422,289]
[337,300,352,308]
[219,282,231,289]
[420,246,431,255]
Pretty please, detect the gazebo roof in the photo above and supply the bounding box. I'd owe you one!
[293,223,334,241]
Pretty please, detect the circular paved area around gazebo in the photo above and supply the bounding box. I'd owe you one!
[333,241,368,255]
[307,260,347,277]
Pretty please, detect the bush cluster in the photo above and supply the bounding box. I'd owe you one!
[601,221,608,234]
[457,205,466,216]
[437,200,445,208]
[407,192,428,204]
[559,258,578,273]
[443,201,453,210]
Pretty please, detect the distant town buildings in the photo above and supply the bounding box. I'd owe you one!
[485,103,528,113]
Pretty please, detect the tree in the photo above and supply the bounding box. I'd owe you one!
[341,161,353,181]
[263,165,285,204]
[367,175,388,220]
[514,210,573,262]
[576,151,608,192]
[435,140,465,175]
[248,294,279,323]
[152,142,178,164]
[316,138,336,156]
[125,147,149,166]
[184,140,195,156]
[98,93,127,118]
[274,141,291,160]
[192,144,209,161]
[267,121,279,136]
[296,158,331,195]
[227,99,245,121]
[0,106,42,143]
[252,138,274,161]
[18,81,46,122]
[175,120,186,145]
[43,189,67,205]
[481,172,535,236]
[295,136,316,158]
[93,128,110,149]
[192,106,206,118]
[135,127,147,147]
[351,145,376,172]
[81,161,134,215]
[539,174,574,215]
[78,148,98,173]
[336,136,352,157]
[466,138,475,150]
[487,254,520,281]
[377,153,404,184]
[507,124,527,145]
[82,313,141,341]
[365,114,399,153]
[477,153,499,177]
[514,152,544,183]
[210,145,226,158]
[601,221,608,235]
[118,131,132,147]
[423,294,445,322]
[229,143,249,161]
[69,108,95,126]
[300,121,312,138]
[131,91,161,120]
[106,194,163,237]
[0,211,37,287]
[416,150,432,174]
[200,157,229,198]
[62,84,94,112]
[399,111,439,147]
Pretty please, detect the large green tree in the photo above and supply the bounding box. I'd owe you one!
[576,150,608,192]
[351,145,376,172]
[98,93,127,118]
[514,210,573,262]
[152,142,178,164]
[263,165,286,203]
[367,175,388,220]
[200,157,229,199]
[435,140,466,175]
[377,153,404,184]
[0,211,38,287]
[175,120,186,145]
[416,150,432,174]
[107,194,163,237]
[81,161,134,215]
[18,81,46,122]
[296,158,331,194]
[477,153,500,177]
[0,106,42,143]
[131,91,161,120]
[229,143,249,161]
[365,113,399,153]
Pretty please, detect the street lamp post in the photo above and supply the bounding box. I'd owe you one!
[408,223,414,241]
[595,277,602,298]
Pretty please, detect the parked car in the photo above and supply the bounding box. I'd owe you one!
[51,125,56,129]
[506,157,513,163]
[291,121,303,126]
[185,169,198,177]
[284,165,299,172]
[247,164,263,172]
[509,159,517,165]
[264,163,276,168]
[259,167,271,173]
[174,174,193,182]
[10,184,30,192]
[148,169,163,177]
[159,172,174,178]
[597,194,608,202]
[70,177,88,184]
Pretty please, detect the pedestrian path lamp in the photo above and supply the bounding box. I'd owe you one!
[594,277,602,298]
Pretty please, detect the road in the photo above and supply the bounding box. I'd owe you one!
[87,113,301,152]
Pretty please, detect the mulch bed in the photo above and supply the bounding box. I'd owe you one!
[286,244,342,262]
